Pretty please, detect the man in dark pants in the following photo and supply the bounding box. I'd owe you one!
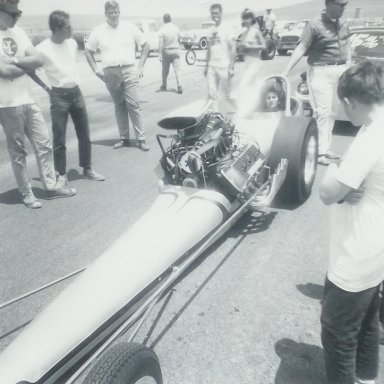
[85,0,150,151]
[37,10,105,188]
[319,61,384,384]
[283,0,350,166]
[158,13,182,94]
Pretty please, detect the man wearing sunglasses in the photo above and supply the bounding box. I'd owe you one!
[283,0,350,166]
[0,0,76,208]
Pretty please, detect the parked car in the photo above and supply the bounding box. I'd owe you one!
[276,20,308,56]
[180,21,215,50]
[134,18,160,55]
[274,20,296,35]
[296,26,384,121]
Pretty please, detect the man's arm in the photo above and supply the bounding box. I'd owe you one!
[137,41,150,77]
[282,42,307,77]
[84,49,105,82]
[12,45,43,71]
[0,58,25,79]
[158,35,163,62]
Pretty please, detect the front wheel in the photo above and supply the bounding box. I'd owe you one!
[185,49,197,65]
[268,117,318,206]
[261,38,276,60]
[199,38,208,50]
[83,342,162,384]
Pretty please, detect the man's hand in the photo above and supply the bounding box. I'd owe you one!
[343,185,365,205]
[95,68,105,82]
[137,66,144,78]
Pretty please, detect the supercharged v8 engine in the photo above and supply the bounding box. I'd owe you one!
[156,105,270,202]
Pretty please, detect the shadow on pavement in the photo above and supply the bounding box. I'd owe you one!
[92,139,139,147]
[274,338,325,384]
[0,188,21,205]
[67,168,85,182]
[333,121,359,137]
[296,282,324,301]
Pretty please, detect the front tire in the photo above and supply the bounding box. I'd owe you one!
[261,38,276,60]
[199,38,208,50]
[185,49,197,65]
[84,343,163,384]
[268,117,318,206]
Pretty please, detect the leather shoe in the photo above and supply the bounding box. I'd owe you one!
[138,140,149,151]
[113,140,129,149]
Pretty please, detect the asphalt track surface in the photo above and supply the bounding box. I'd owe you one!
[1,50,383,383]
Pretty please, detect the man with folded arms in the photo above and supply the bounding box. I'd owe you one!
[0,0,75,209]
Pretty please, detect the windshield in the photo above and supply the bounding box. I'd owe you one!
[350,31,384,59]
[202,22,214,29]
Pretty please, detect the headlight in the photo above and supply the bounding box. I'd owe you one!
[297,82,308,95]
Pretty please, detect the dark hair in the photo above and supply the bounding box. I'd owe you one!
[210,3,222,13]
[163,13,171,23]
[104,0,119,12]
[262,81,286,111]
[48,10,70,32]
[338,60,384,105]
[241,8,255,22]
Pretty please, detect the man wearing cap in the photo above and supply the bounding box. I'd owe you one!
[0,0,76,208]
[158,13,182,94]
[85,0,150,151]
[283,0,350,166]
[263,8,276,38]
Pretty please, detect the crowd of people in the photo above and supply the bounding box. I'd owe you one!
[1,0,384,383]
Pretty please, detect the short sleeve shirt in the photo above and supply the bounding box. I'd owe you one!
[86,21,146,68]
[0,25,34,107]
[159,23,180,49]
[328,111,384,292]
[207,21,236,69]
[300,13,350,65]
[264,12,276,30]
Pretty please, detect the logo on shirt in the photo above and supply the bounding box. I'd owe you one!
[2,38,18,57]
[210,31,221,46]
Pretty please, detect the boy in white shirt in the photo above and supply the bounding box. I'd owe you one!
[319,60,384,384]
[37,10,104,187]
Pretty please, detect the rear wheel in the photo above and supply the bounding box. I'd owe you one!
[185,49,197,65]
[277,49,288,56]
[199,38,208,50]
[261,38,276,60]
[84,343,162,384]
[268,117,318,206]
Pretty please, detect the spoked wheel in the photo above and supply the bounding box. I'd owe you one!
[84,342,162,384]
[185,49,197,65]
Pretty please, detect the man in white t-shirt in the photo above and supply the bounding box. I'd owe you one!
[37,10,105,188]
[85,0,150,151]
[204,3,236,112]
[319,61,384,384]
[263,9,276,38]
[0,0,75,208]
[158,13,182,94]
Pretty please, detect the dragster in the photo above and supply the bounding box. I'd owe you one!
[0,76,318,384]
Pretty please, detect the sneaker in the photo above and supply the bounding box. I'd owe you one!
[325,150,340,160]
[56,174,68,188]
[159,84,166,91]
[138,140,149,151]
[46,186,76,199]
[318,155,331,166]
[113,140,129,149]
[22,191,42,209]
[83,168,105,181]
[177,86,183,94]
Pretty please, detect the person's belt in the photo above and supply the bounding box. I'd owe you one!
[312,60,347,66]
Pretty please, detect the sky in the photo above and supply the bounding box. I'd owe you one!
[20,0,315,17]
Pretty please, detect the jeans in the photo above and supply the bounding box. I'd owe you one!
[0,103,56,195]
[103,65,145,141]
[307,64,347,155]
[321,277,380,384]
[162,49,181,87]
[50,86,91,175]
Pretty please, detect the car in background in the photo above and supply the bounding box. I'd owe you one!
[276,20,308,56]
[296,26,384,120]
[134,18,160,55]
[274,20,296,35]
[180,21,215,50]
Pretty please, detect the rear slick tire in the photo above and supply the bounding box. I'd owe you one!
[83,342,163,384]
[268,116,318,207]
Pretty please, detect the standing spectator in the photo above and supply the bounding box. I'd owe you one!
[283,0,350,166]
[319,60,384,384]
[85,0,150,151]
[263,8,276,38]
[204,3,237,112]
[36,10,105,188]
[158,13,182,94]
[0,0,75,209]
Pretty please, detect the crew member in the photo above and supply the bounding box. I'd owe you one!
[205,3,237,112]
[85,0,150,151]
[37,10,105,188]
[158,13,182,94]
[263,8,276,38]
[283,0,350,166]
[0,0,75,208]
